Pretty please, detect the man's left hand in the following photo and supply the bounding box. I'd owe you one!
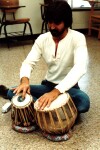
[37,88,61,110]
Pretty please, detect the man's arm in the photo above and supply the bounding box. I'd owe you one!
[55,35,88,93]
[14,37,43,98]
[13,77,30,98]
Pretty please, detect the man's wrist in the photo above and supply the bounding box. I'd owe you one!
[20,77,29,84]
[53,88,61,96]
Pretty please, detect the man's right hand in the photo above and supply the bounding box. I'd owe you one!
[13,77,30,99]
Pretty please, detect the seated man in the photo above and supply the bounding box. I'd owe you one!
[0,0,90,124]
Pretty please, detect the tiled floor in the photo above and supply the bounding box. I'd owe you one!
[0,35,100,150]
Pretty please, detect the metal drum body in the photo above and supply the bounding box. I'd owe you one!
[34,93,77,134]
[11,94,35,127]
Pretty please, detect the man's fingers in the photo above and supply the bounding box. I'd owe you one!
[41,100,48,110]
[38,97,52,110]
[27,88,30,95]
[47,100,51,108]
[10,87,16,91]
[13,87,19,94]
[38,98,46,110]
[21,87,27,99]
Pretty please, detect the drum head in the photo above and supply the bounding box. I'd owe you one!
[11,93,33,107]
[34,93,69,111]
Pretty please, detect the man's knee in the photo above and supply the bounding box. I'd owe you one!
[69,90,90,113]
[7,89,15,100]
[74,92,90,113]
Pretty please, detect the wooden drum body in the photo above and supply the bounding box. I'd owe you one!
[34,93,77,134]
[11,94,35,127]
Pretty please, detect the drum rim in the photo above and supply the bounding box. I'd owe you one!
[11,93,33,108]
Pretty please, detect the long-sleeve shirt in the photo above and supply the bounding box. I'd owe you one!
[20,28,88,93]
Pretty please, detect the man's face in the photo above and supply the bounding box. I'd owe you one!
[48,21,66,37]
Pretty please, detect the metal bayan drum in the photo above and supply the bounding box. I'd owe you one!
[11,93,35,127]
[34,93,77,134]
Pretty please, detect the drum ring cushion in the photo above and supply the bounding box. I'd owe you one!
[12,123,38,133]
[12,123,72,141]
[42,130,72,142]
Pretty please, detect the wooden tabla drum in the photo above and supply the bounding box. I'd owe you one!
[11,93,35,127]
[34,93,77,134]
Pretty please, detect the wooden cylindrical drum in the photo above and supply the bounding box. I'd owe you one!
[34,93,77,134]
[11,93,35,127]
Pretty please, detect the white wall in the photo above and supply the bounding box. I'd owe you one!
[72,11,90,29]
[0,0,44,35]
[17,0,44,34]
[0,0,91,35]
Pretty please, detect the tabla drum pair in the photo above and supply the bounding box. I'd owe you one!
[34,93,77,134]
[11,92,77,134]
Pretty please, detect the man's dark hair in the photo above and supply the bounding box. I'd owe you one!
[45,0,73,28]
